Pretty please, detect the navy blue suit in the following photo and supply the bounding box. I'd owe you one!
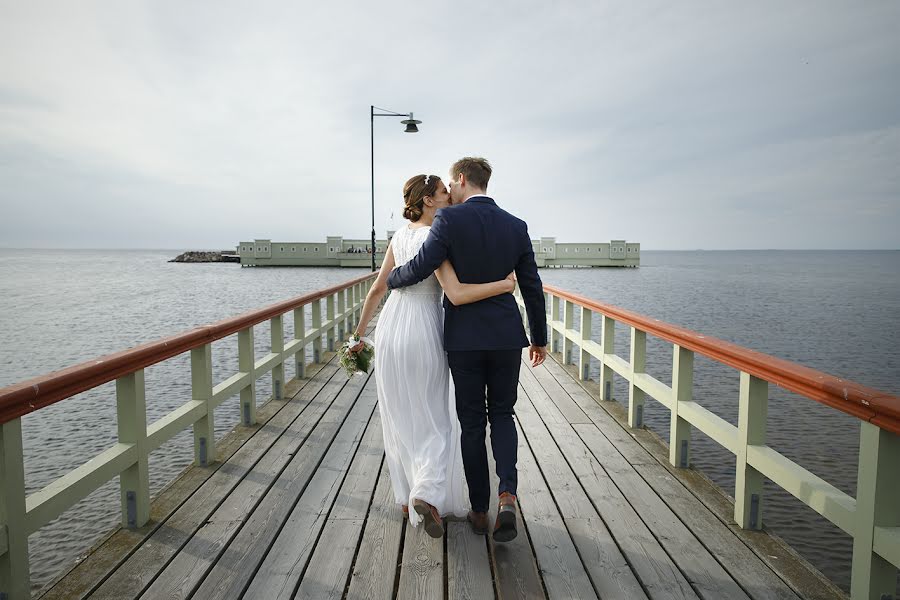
[387,196,547,512]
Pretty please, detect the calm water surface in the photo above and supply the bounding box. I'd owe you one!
[1,249,898,593]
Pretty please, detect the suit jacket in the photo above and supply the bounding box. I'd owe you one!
[387,196,547,352]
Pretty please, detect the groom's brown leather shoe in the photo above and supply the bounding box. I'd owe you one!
[467,511,489,535]
[413,499,444,538]
[493,492,518,542]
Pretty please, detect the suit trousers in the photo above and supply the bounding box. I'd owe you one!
[447,349,521,513]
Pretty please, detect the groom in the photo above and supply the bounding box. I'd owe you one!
[387,157,547,542]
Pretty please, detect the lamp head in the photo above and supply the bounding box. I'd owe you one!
[401,112,421,133]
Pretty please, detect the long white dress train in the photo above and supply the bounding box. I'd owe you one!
[374,224,469,526]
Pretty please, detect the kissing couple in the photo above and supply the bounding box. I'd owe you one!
[350,156,547,542]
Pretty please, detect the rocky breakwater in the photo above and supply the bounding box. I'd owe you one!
[169,251,240,263]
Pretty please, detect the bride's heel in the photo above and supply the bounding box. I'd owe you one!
[413,499,444,538]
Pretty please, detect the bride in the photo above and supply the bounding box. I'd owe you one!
[350,174,515,538]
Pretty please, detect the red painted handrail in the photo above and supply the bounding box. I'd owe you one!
[543,284,900,436]
[4,274,896,436]
[0,272,376,425]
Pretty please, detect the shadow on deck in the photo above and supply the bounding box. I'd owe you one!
[38,348,844,600]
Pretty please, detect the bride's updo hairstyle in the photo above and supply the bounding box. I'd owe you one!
[402,174,440,222]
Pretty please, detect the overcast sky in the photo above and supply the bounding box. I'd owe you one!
[1,2,898,250]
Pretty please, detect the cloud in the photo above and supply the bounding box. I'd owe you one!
[1,0,898,249]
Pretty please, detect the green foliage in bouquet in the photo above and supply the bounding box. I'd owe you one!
[339,339,375,377]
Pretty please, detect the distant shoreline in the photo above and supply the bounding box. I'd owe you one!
[169,250,240,263]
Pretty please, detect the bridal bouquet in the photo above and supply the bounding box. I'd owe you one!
[339,334,375,377]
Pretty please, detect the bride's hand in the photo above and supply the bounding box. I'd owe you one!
[504,272,517,292]
[347,336,365,353]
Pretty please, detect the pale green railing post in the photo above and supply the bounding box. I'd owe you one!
[578,307,592,380]
[735,372,767,529]
[544,291,551,345]
[337,289,346,344]
[293,306,307,379]
[628,328,646,428]
[517,287,526,324]
[562,300,574,365]
[271,315,285,401]
[116,370,150,529]
[191,343,215,466]
[312,299,323,363]
[354,283,362,323]
[239,326,257,425]
[326,294,336,352]
[346,288,353,337]
[358,282,365,320]
[350,286,357,329]
[550,295,561,354]
[599,316,615,401]
[669,344,693,468]
[0,418,29,600]
[851,422,900,600]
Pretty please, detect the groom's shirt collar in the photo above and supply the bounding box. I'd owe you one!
[463,194,494,204]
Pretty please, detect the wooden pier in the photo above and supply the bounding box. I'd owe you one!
[37,346,839,599]
[2,273,898,600]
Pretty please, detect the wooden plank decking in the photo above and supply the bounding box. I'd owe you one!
[39,344,844,599]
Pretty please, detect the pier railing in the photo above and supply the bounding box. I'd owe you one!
[515,284,900,600]
[0,272,376,599]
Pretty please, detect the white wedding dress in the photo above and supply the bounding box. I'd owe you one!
[374,224,469,526]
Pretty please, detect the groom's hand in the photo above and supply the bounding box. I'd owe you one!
[529,345,547,367]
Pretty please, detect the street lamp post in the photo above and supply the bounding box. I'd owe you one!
[370,105,421,271]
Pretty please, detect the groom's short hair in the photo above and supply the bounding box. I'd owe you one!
[451,157,492,190]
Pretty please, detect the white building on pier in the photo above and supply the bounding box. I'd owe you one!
[237,234,639,268]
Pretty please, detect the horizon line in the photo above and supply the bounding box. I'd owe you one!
[1,246,898,252]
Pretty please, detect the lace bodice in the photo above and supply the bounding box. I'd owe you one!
[390,225,442,296]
